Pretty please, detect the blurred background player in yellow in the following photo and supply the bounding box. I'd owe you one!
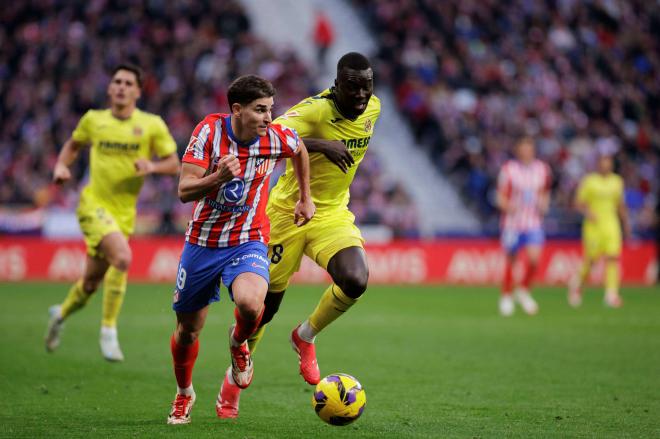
[45,64,180,361]
[568,150,631,308]
[217,52,380,418]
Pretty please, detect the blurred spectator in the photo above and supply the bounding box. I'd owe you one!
[0,1,418,237]
[354,0,659,236]
[313,10,335,72]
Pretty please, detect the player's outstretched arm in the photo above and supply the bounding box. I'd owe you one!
[53,138,86,185]
[303,138,354,173]
[177,155,240,203]
[134,153,180,177]
[291,140,315,226]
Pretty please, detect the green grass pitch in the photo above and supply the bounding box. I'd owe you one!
[1,282,658,438]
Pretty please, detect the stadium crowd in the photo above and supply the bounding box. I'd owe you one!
[0,0,419,238]
[354,0,659,236]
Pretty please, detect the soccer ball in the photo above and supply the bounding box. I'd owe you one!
[312,373,366,426]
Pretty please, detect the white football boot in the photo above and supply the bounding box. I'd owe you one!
[515,289,539,315]
[45,305,64,352]
[499,295,515,317]
[100,326,125,362]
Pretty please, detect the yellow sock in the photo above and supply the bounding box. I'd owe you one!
[605,260,620,295]
[308,284,357,333]
[247,325,266,353]
[102,267,127,327]
[60,279,92,319]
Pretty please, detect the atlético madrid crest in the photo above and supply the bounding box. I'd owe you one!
[364,119,372,133]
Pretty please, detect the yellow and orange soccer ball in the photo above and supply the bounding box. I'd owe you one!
[312,373,366,426]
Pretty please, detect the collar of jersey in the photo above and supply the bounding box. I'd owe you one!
[224,115,259,147]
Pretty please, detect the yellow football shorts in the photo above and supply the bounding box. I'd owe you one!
[582,223,622,260]
[76,193,125,258]
[267,207,364,292]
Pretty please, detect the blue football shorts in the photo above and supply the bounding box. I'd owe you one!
[172,240,270,313]
[500,228,545,255]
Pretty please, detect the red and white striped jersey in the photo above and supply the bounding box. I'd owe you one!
[497,159,551,231]
[182,113,299,247]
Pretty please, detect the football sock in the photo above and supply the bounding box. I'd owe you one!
[502,260,514,295]
[101,267,127,328]
[605,259,620,295]
[171,334,199,393]
[60,279,92,320]
[297,320,317,342]
[247,325,266,353]
[308,284,357,334]
[521,261,537,290]
[232,307,264,346]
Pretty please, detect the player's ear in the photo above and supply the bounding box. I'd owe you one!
[231,102,242,118]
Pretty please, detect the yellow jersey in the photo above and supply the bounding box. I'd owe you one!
[268,88,381,216]
[72,108,177,234]
[576,172,624,231]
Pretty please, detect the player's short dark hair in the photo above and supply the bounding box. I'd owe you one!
[227,75,276,108]
[111,63,143,87]
[337,52,371,73]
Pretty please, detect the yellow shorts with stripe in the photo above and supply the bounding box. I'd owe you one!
[76,193,126,258]
[582,223,621,260]
[267,206,364,292]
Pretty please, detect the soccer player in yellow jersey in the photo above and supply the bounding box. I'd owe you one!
[45,64,180,361]
[568,152,632,308]
[217,52,380,418]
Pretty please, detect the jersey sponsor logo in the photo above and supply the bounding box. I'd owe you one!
[206,198,250,213]
[223,178,245,203]
[340,136,371,150]
[99,140,140,151]
[364,118,372,132]
[229,253,269,269]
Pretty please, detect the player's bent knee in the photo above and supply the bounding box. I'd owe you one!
[234,293,265,320]
[338,269,369,299]
[110,250,132,272]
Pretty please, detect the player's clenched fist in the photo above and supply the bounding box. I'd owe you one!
[215,154,241,183]
[52,162,72,185]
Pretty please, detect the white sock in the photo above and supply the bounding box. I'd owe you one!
[177,384,194,396]
[100,326,117,338]
[297,320,317,343]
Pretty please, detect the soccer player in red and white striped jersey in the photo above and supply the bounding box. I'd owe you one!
[166,75,315,425]
[496,137,551,316]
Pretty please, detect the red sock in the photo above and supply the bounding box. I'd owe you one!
[232,307,264,344]
[502,260,513,295]
[521,261,537,290]
[170,334,199,389]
